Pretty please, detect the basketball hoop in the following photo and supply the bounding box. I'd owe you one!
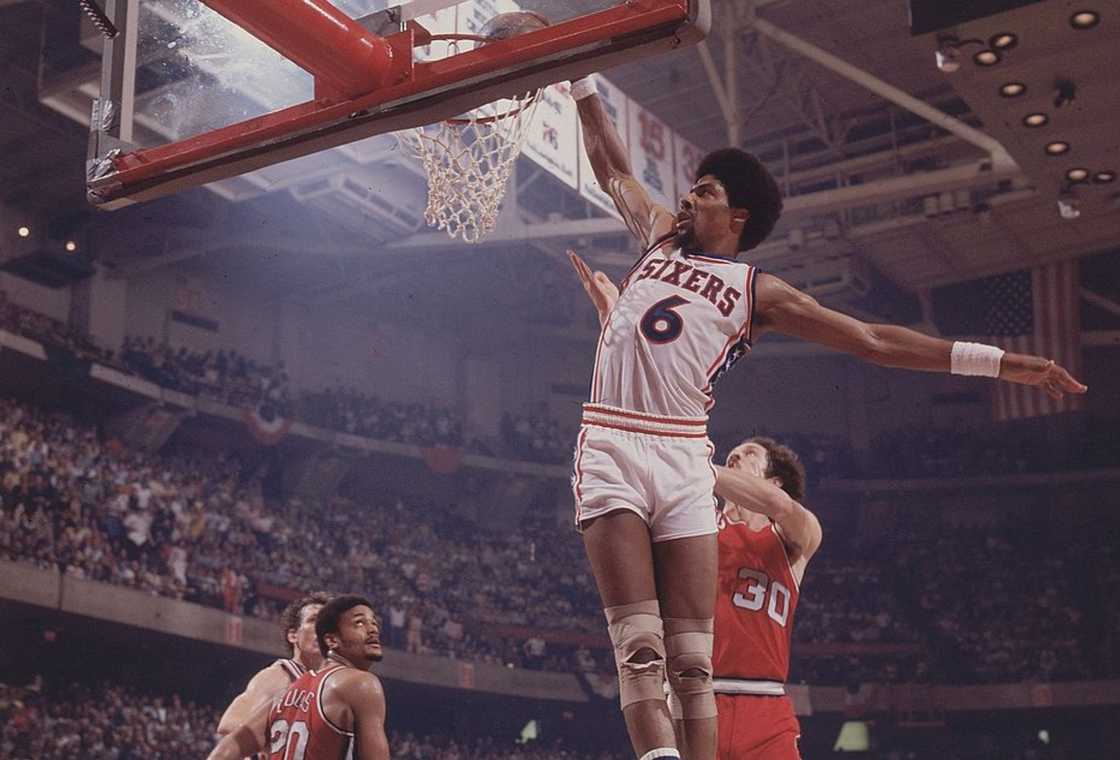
[399,14,549,244]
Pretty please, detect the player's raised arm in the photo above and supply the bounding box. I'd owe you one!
[713,465,821,559]
[216,662,288,736]
[571,78,675,247]
[753,273,1088,398]
[207,698,271,760]
[345,672,390,760]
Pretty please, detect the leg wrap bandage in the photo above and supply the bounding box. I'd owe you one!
[664,617,716,720]
[605,600,666,709]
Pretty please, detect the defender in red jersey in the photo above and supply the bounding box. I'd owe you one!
[693,438,820,760]
[217,592,333,742]
[207,595,389,760]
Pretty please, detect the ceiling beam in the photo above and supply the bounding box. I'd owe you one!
[1081,289,1120,319]
[1083,331,1120,348]
[747,15,1016,173]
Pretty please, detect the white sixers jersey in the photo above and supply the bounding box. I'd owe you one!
[590,237,758,419]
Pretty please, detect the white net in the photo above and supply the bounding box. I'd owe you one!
[401,91,542,244]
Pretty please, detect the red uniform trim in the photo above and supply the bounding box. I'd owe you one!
[315,665,354,737]
[686,253,736,266]
[572,427,589,510]
[583,404,707,425]
[582,419,708,439]
[278,658,306,682]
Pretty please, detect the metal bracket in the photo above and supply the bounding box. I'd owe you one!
[86,0,139,189]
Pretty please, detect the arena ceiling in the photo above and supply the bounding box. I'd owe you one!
[1,0,1118,315]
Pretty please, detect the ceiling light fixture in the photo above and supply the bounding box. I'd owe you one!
[974,49,1001,66]
[935,35,962,72]
[990,32,1018,50]
[1066,168,1090,183]
[17,226,30,238]
[1023,113,1049,127]
[999,82,1027,97]
[1070,11,1100,29]
[1045,141,1070,156]
[1093,170,1116,184]
[65,241,78,252]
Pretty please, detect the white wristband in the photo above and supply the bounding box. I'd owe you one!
[951,341,1004,377]
[569,76,596,101]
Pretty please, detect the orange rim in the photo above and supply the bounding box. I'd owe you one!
[427,33,489,45]
[421,33,540,125]
[445,90,541,126]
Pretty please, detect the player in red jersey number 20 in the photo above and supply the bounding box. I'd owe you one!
[206,595,389,760]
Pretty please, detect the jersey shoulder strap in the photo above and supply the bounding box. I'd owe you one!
[277,658,307,682]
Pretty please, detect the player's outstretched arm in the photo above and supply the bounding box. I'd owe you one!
[216,663,287,736]
[713,466,822,559]
[572,79,674,247]
[754,273,1087,398]
[207,698,270,760]
[346,673,390,760]
[568,251,619,326]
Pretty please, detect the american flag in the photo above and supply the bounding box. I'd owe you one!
[984,261,1082,420]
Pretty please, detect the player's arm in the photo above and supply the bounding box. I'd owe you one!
[206,698,271,760]
[568,251,619,327]
[216,663,288,736]
[342,672,390,760]
[572,80,675,247]
[713,466,822,559]
[753,273,1087,398]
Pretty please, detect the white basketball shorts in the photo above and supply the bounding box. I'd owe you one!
[572,404,718,543]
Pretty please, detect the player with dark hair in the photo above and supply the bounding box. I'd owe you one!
[217,591,333,739]
[566,73,1084,760]
[207,594,389,760]
[684,437,819,760]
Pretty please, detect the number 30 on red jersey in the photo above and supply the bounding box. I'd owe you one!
[731,569,792,627]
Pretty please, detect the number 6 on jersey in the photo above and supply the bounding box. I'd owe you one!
[641,296,689,343]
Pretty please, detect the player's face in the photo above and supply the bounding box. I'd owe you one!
[677,175,743,254]
[726,441,770,479]
[333,606,383,665]
[291,603,324,663]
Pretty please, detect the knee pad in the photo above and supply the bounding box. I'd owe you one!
[664,617,716,720]
[604,600,666,709]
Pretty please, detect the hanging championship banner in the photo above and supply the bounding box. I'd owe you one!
[522,83,580,190]
[674,135,705,205]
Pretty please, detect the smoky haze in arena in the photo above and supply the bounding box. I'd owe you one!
[3,0,1119,758]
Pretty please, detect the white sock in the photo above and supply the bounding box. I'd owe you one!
[638,749,681,760]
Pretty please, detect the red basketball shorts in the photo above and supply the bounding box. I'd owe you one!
[716,693,801,760]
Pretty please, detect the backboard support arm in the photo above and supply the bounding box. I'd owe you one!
[86,0,139,186]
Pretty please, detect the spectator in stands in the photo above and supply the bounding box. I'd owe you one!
[406,605,424,655]
[2,394,1116,686]
[387,598,407,648]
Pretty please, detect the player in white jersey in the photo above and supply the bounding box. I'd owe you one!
[566,74,1086,760]
[217,591,333,744]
